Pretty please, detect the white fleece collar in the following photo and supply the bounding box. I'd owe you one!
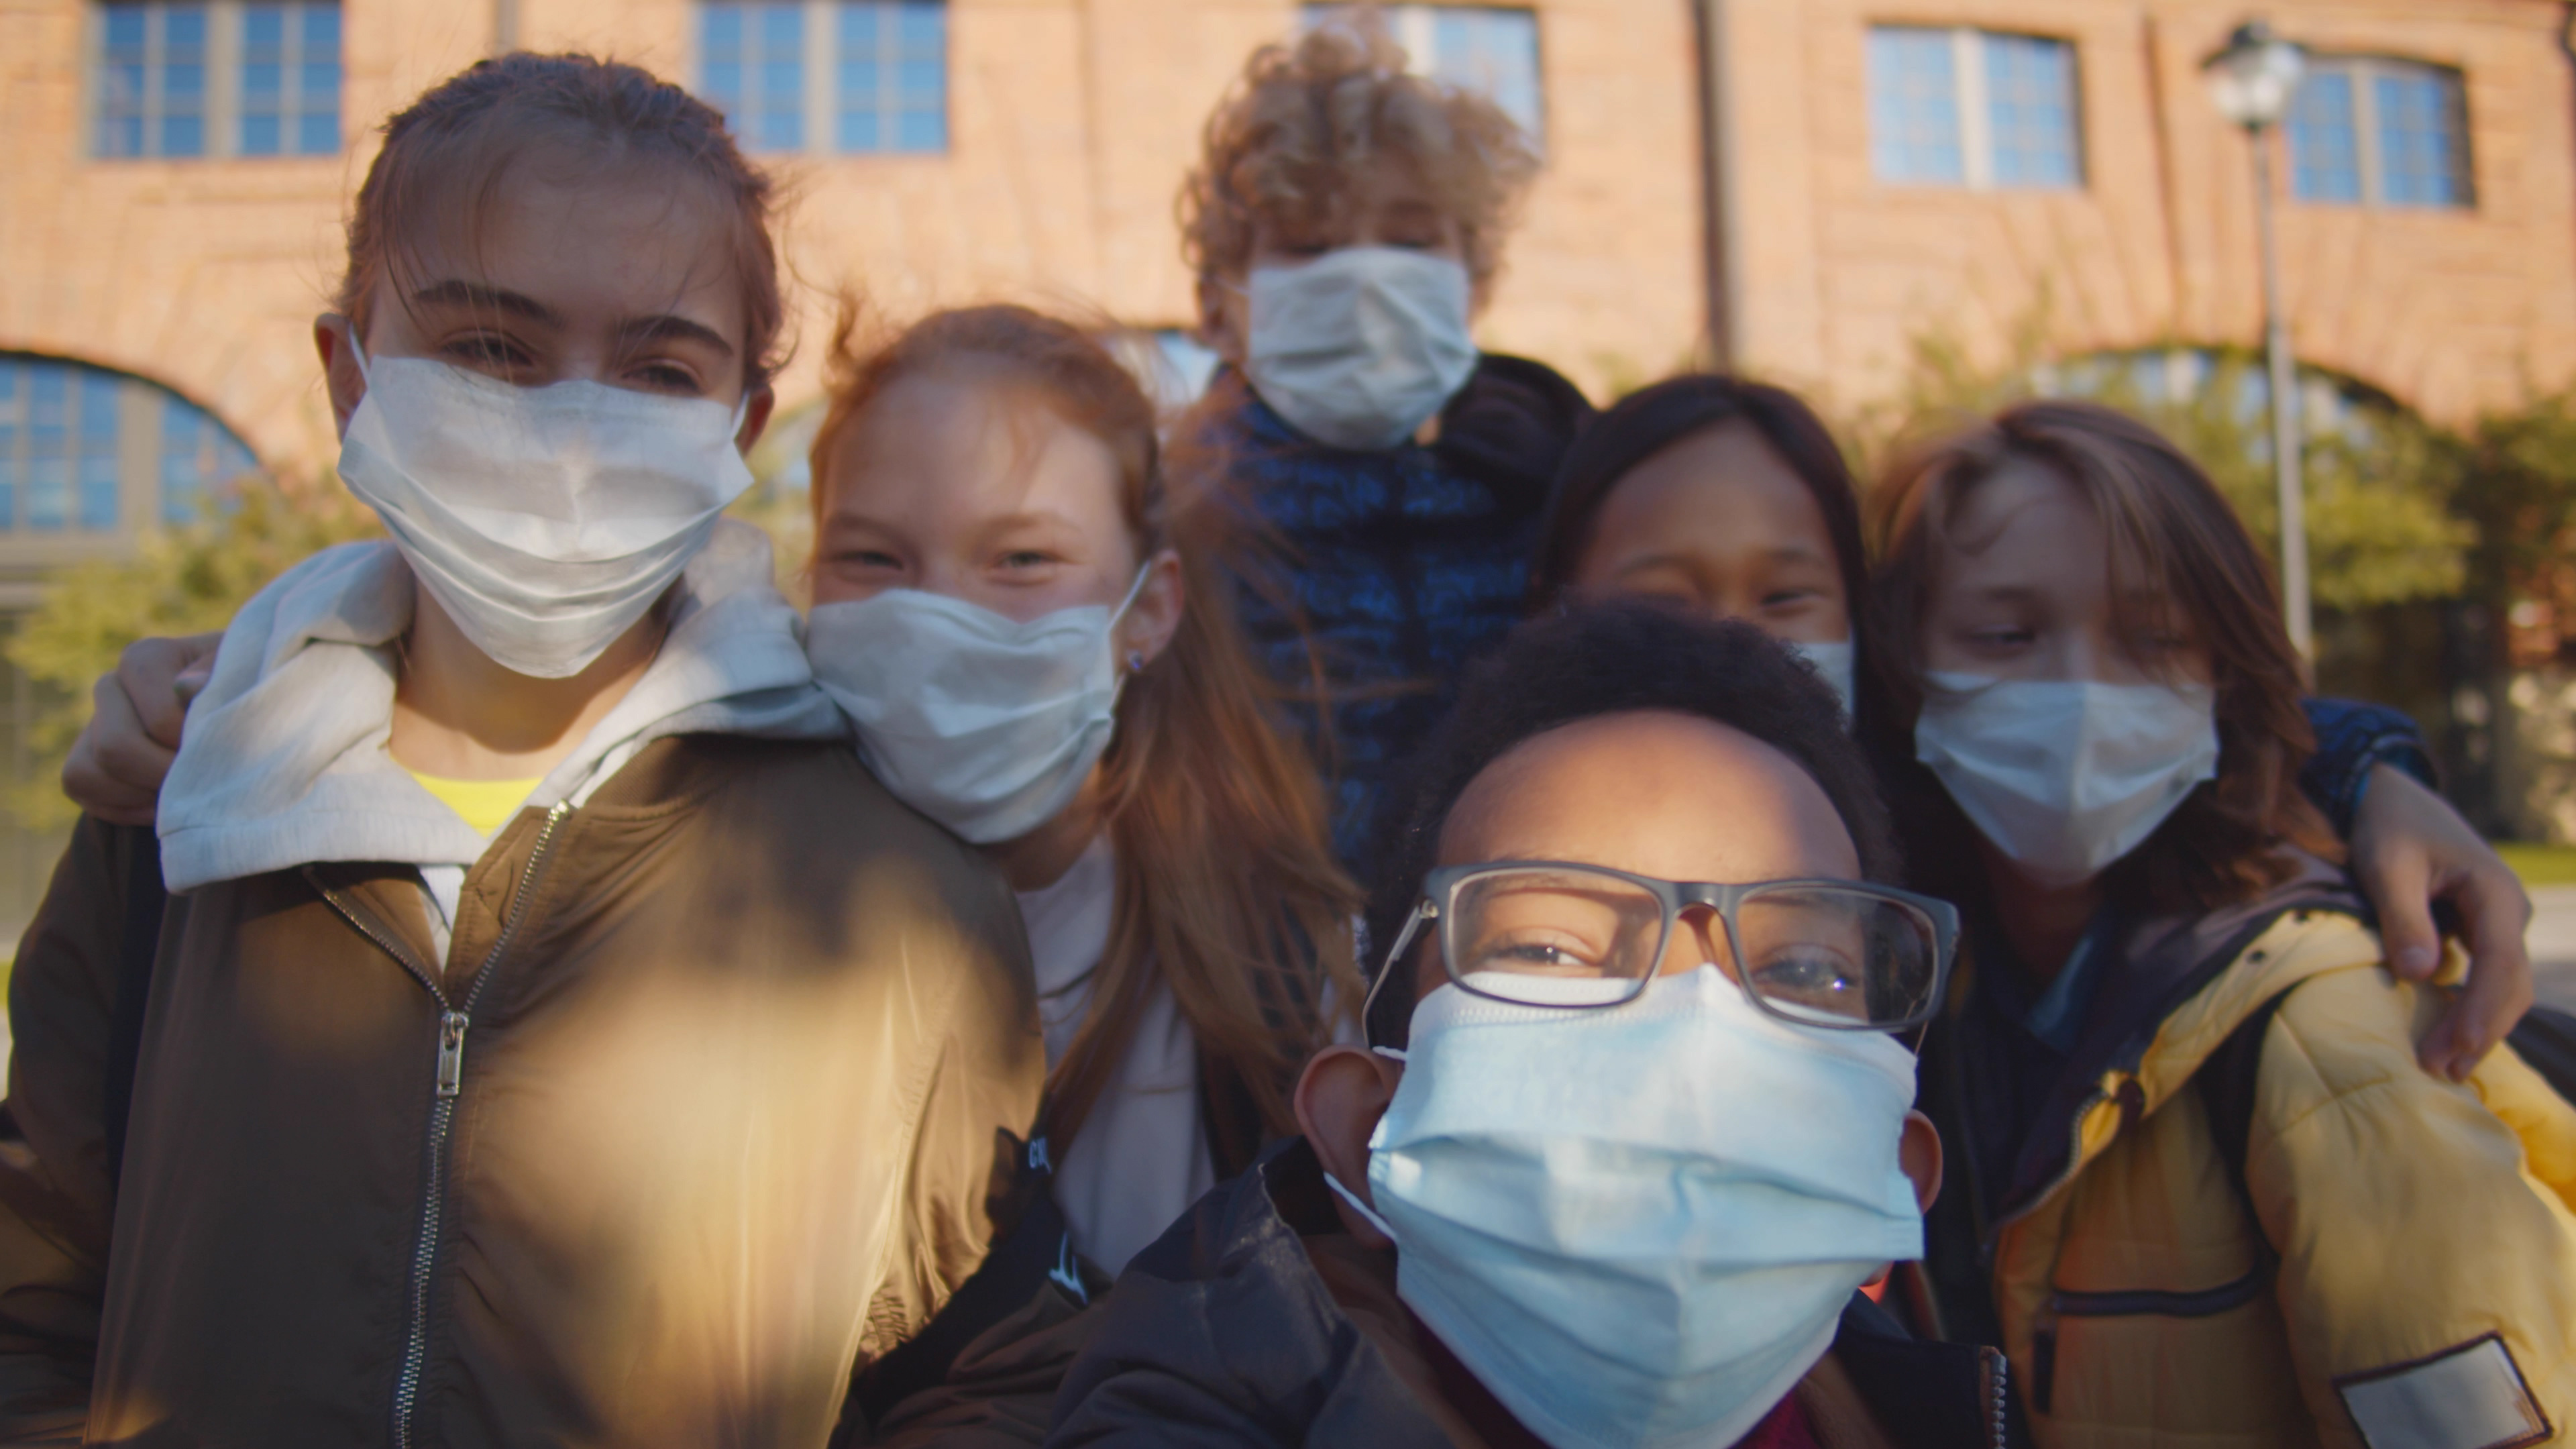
[157,519,847,892]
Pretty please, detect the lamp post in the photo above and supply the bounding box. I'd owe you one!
[2203,20,2313,661]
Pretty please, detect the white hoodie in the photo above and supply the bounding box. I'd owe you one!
[157,520,846,894]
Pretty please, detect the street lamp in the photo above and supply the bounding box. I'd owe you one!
[2204,20,2314,661]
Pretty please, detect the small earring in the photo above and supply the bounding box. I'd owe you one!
[1126,649,1148,675]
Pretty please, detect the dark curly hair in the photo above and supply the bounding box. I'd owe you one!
[1361,600,1902,1046]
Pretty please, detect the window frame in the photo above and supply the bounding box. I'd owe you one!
[1866,23,2085,193]
[2288,54,2474,211]
[1301,3,1546,150]
[696,0,953,158]
[87,0,342,162]
[0,356,257,537]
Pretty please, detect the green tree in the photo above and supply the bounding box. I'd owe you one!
[1859,331,2469,614]
[3,478,380,828]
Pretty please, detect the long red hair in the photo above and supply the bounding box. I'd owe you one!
[810,304,1362,1167]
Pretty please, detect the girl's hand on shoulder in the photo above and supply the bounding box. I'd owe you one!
[60,631,218,826]
[2351,764,2534,1082]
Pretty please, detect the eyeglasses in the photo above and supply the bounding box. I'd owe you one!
[1363,861,1959,1042]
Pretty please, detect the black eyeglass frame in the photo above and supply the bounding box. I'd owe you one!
[1361,860,1960,1047]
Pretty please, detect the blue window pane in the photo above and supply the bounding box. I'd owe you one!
[896,109,943,151]
[1428,9,1542,145]
[1870,27,1963,184]
[158,392,256,525]
[2377,70,2469,208]
[78,373,121,531]
[27,366,67,533]
[303,5,337,45]
[2289,70,2360,203]
[163,3,207,159]
[896,0,940,42]
[837,0,947,154]
[298,109,337,154]
[702,1,805,152]
[241,113,280,155]
[160,111,203,157]
[1985,34,2078,188]
[98,6,150,157]
[0,361,17,530]
[245,7,284,46]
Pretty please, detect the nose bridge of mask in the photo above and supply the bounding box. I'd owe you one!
[1376,968,1919,1183]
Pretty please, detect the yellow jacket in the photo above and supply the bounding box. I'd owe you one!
[1967,899,2576,1448]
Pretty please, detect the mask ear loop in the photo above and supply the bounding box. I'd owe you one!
[1105,564,1157,680]
[1322,1171,1401,1243]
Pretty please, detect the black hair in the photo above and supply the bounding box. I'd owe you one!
[1525,374,1880,734]
[1362,600,1903,1047]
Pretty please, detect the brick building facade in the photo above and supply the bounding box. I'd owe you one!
[5,0,2571,480]
[0,0,2572,904]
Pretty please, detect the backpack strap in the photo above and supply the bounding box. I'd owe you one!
[2197,986,2294,1268]
[846,1132,1086,1434]
[101,824,166,1195]
[2503,1004,2576,1104]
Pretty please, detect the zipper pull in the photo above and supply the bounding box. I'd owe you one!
[436,1010,470,1097]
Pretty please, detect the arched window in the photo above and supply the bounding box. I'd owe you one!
[0,354,257,534]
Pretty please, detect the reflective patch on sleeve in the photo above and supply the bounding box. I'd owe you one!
[2337,1334,2551,1449]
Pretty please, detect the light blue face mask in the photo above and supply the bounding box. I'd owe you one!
[1325,967,1924,1449]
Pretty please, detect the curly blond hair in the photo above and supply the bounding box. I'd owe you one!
[1179,15,1540,289]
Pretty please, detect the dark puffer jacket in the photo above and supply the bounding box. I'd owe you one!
[1208,356,1594,875]
[1045,1138,2016,1449]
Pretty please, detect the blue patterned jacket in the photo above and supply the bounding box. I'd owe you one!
[1210,357,1596,875]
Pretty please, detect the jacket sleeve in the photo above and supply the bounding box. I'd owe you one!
[2296,698,2436,841]
[2251,965,2576,1448]
[0,817,142,1444]
[1042,1285,1293,1449]
[863,871,1046,1372]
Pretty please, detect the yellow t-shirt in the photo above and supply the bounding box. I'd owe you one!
[405,769,544,837]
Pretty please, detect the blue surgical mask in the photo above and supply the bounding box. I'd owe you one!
[1330,967,1923,1449]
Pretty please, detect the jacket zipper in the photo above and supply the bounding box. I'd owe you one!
[315,800,572,1449]
[1978,1346,2011,1449]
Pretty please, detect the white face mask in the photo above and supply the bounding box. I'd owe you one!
[1244,247,1479,451]
[806,572,1148,844]
[1333,967,1923,1449]
[1914,672,2220,888]
[337,343,753,679]
[1788,637,1858,725]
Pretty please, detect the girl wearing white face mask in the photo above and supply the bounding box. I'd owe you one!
[0,57,1038,1444]
[1874,402,2576,1444]
[799,307,1363,1350]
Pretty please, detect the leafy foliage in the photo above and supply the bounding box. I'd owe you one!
[3,480,380,828]
[2443,390,2576,665]
[1856,327,2471,615]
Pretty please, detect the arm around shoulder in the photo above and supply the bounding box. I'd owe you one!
[2250,964,2576,1448]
